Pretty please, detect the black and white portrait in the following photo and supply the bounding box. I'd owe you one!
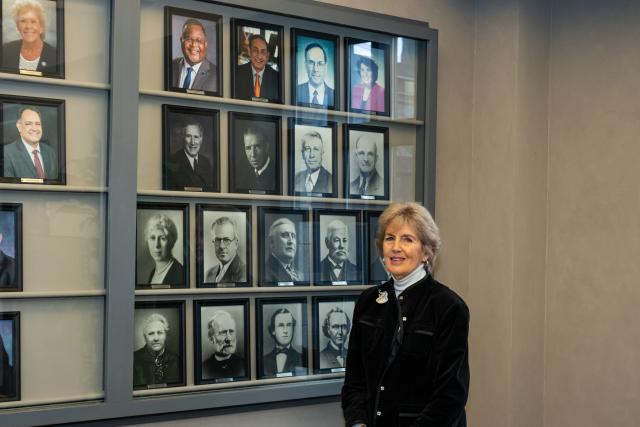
[344,125,389,200]
[0,204,21,292]
[257,298,307,378]
[136,203,188,289]
[162,105,219,192]
[0,312,19,402]
[314,210,363,285]
[229,112,281,195]
[366,210,389,283]
[197,205,251,288]
[195,300,249,384]
[289,119,337,197]
[165,7,221,96]
[259,208,310,286]
[1,95,65,185]
[313,297,356,373]
[133,302,185,389]
[1,0,65,78]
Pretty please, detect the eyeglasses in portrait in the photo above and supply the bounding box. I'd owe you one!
[0,204,22,292]
[196,204,251,288]
[136,203,189,289]
[257,298,308,379]
[344,124,389,200]
[133,301,185,390]
[194,300,249,384]
[0,95,65,185]
[0,312,20,402]
[164,6,222,97]
[345,38,390,116]
[312,296,356,373]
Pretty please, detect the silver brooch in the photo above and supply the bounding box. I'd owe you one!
[376,290,388,304]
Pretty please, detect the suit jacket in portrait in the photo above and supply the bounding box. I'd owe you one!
[349,169,383,196]
[0,250,16,288]
[165,149,214,191]
[370,259,389,283]
[133,346,181,388]
[234,62,280,101]
[0,335,15,397]
[265,253,301,283]
[202,353,246,380]
[146,257,184,287]
[234,158,277,193]
[319,256,359,283]
[319,342,348,369]
[2,40,58,75]
[351,83,385,113]
[205,254,246,284]
[3,140,58,180]
[262,346,304,376]
[296,82,335,107]
[171,57,218,93]
[293,166,332,194]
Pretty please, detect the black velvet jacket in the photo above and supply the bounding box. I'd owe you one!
[342,274,470,427]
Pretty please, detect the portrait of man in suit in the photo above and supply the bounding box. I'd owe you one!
[3,105,58,181]
[265,218,301,283]
[232,123,279,193]
[349,133,384,197]
[319,219,359,283]
[296,42,335,108]
[0,315,18,401]
[202,310,246,381]
[205,216,246,285]
[164,118,214,191]
[133,312,181,388]
[234,32,281,102]
[293,130,332,194]
[319,307,351,370]
[0,209,18,289]
[169,15,218,94]
[262,307,305,377]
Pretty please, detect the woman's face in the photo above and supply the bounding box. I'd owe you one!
[359,63,373,87]
[382,218,427,279]
[16,8,43,44]
[147,227,172,262]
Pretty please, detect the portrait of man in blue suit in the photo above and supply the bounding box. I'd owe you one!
[295,41,335,109]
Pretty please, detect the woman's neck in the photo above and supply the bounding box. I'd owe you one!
[393,265,427,296]
[21,39,44,60]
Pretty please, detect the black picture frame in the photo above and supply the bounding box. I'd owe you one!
[231,18,283,104]
[313,209,364,286]
[0,95,66,185]
[291,28,339,110]
[345,37,390,116]
[344,124,390,200]
[288,118,337,198]
[0,0,65,78]
[258,207,310,287]
[312,295,357,374]
[365,210,390,284]
[228,111,282,195]
[164,6,222,97]
[194,299,250,384]
[256,297,308,379]
[0,203,22,292]
[133,301,186,390]
[196,204,252,288]
[0,311,20,402]
[162,104,220,192]
[136,203,189,289]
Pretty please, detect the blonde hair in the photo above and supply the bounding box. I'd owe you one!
[12,0,47,39]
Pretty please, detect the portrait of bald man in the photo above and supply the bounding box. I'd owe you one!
[315,212,362,285]
[346,127,388,199]
[201,309,246,381]
[291,124,335,196]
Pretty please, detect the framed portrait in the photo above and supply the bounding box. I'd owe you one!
[0,203,22,292]
[366,210,390,284]
[0,0,65,78]
[164,7,222,97]
[0,311,20,402]
[256,297,308,379]
[258,207,310,287]
[0,95,65,185]
[344,124,389,200]
[231,18,283,104]
[194,299,250,384]
[196,204,251,288]
[228,112,281,195]
[312,295,356,373]
[313,209,364,286]
[345,38,390,116]
[288,118,337,198]
[162,104,220,192]
[291,28,339,110]
[133,301,186,390]
[136,203,189,289]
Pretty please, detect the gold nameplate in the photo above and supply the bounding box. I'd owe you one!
[183,186,203,192]
[151,284,171,289]
[186,89,205,95]
[251,97,269,103]
[21,178,44,184]
[19,69,43,77]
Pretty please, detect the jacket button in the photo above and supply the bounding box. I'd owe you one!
[380,386,385,391]
[399,296,404,301]
[402,316,407,322]
[376,411,382,416]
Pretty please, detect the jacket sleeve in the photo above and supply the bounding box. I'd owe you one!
[341,293,370,426]
[413,301,470,427]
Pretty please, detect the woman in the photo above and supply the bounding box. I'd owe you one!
[2,0,58,75]
[342,202,470,427]
[351,56,385,113]
[133,313,180,388]
[144,214,184,286]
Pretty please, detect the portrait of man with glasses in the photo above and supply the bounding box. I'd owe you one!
[293,31,338,110]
